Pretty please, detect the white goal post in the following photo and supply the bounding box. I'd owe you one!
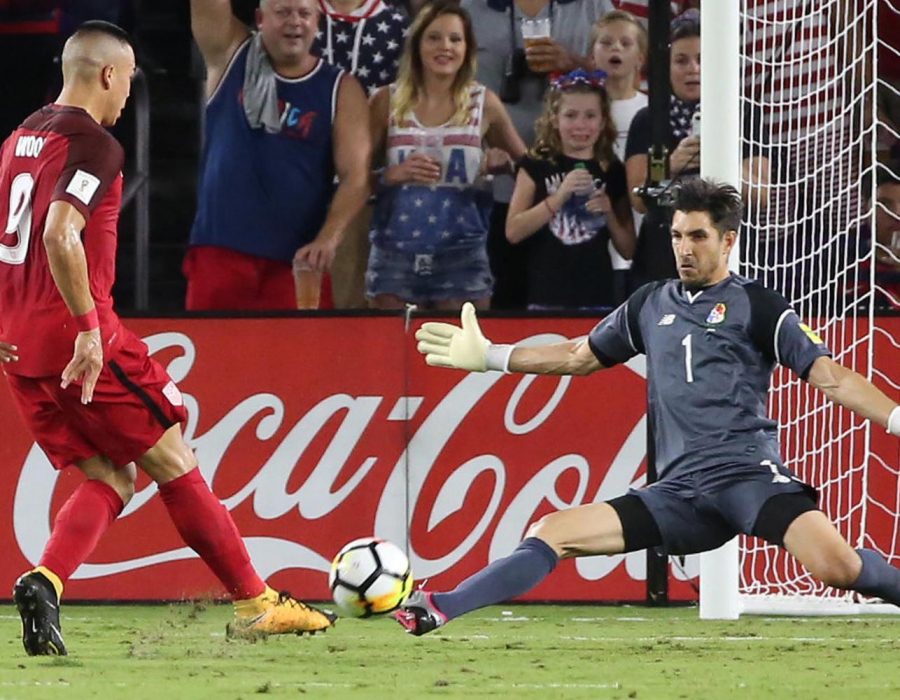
[699,0,900,618]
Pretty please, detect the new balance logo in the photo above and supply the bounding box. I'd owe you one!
[15,135,45,158]
[658,314,676,326]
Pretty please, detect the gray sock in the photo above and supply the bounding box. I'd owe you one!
[433,537,559,621]
[852,548,900,606]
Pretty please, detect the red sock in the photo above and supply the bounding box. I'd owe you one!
[40,480,124,583]
[158,468,265,599]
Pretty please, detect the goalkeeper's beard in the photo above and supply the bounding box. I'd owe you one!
[678,260,726,292]
[678,267,709,291]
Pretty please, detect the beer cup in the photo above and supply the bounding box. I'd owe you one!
[294,260,322,310]
[522,18,552,71]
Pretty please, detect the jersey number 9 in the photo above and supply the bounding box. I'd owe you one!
[1,173,35,265]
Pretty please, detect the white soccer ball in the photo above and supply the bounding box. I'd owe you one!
[328,537,413,618]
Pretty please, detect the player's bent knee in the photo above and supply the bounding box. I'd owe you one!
[79,457,137,505]
[524,513,570,554]
[107,463,137,505]
[140,450,195,484]
[811,553,862,590]
[139,426,198,483]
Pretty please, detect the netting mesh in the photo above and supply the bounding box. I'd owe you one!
[737,0,900,608]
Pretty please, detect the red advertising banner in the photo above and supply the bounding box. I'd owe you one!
[1,315,897,603]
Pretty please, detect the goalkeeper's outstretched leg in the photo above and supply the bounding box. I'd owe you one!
[782,510,900,606]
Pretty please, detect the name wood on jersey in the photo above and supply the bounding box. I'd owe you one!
[14,136,45,158]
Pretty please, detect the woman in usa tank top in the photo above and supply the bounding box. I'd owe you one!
[366,0,525,310]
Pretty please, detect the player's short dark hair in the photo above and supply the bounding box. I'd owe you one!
[72,20,134,49]
[673,178,743,235]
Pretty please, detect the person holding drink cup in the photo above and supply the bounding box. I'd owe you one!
[520,17,552,71]
[461,0,613,308]
[505,69,634,310]
[184,0,371,311]
[518,9,599,76]
[365,0,525,311]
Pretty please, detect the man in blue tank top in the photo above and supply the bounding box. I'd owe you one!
[394,178,900,636]
[187,0,370,310]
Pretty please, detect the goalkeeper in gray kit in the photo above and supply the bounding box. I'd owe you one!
[394,178,900,636]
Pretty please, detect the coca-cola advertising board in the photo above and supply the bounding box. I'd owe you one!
[1,315,896,602]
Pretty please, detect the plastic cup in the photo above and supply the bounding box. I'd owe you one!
[521,17,551,45]
[522,18,552,71]
[412,129,443,167]
[294,261,322,310]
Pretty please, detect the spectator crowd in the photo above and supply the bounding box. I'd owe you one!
[1,0,897,312]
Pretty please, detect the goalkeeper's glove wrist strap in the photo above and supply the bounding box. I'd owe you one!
[888,405,900,437]
[485,344,515,373]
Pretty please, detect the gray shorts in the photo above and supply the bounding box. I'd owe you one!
[366,243,493,304]
[632,460,816,555]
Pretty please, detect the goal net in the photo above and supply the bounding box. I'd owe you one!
[737,0,900,614]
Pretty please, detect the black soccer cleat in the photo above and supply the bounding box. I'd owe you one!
[13,571,67,656]
[392,590,447,636]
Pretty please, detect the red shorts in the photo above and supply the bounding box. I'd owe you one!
[183,246,333,310]
[183,245,295,310]
[4,330,188,470]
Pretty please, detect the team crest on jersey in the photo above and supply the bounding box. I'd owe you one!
[798,322,824,345]
[706,303,727,325]
[162,381,184,407]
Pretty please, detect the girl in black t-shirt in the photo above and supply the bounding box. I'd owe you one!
[506,70,634,310]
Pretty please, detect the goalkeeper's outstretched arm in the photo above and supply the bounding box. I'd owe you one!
[807,356,900,437]
[415,303,603,377]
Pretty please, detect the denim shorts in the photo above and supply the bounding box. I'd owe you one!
[365,244,493,304]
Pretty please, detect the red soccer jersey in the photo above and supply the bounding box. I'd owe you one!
[0,104,125,377]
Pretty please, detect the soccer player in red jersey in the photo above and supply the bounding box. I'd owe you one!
[0,21,335,657]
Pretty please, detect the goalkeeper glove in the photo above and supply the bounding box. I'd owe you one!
[889,406,900,437]
[415,302,514,372]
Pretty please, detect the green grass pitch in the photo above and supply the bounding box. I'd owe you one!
[1,603,898,699]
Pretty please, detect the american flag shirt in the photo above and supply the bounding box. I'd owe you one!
[370,83,493,254]
[313,0,408,95]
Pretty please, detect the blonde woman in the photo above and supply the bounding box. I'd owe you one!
[366,0,526,310]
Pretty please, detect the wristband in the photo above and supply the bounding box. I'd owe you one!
[544,198,557,217]
[485,344,515,373]
[74,309,99,332]
[888,406,900,437]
